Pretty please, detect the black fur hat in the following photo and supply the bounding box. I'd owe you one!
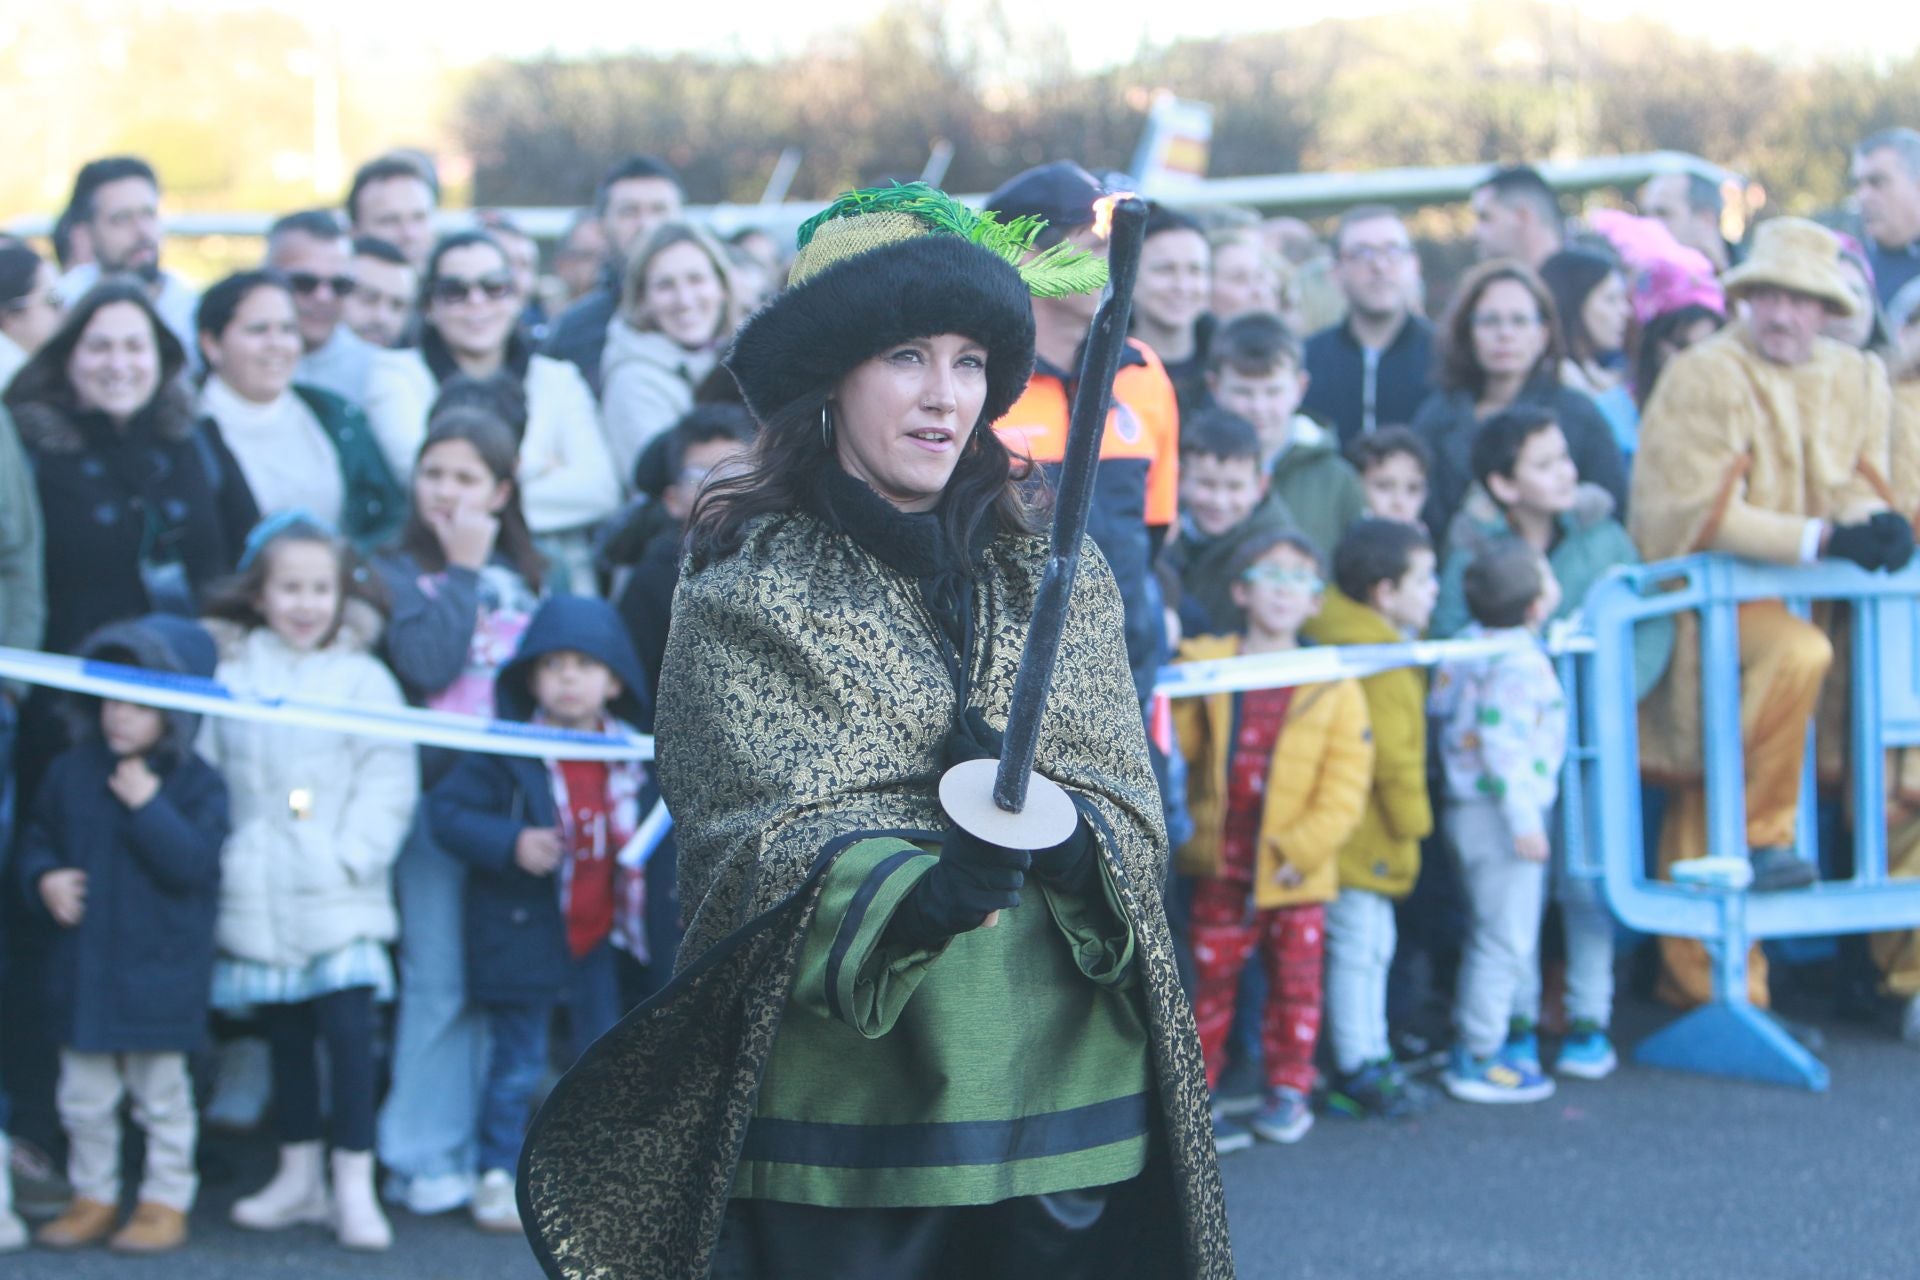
[725,233,1037,431]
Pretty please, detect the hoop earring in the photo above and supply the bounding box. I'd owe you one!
[820,404,835,451]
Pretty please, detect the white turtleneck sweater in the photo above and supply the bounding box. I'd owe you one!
[200,376,345,526]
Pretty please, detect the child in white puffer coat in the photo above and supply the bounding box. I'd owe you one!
[199,511,418,1251]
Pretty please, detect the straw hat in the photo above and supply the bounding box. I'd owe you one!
[1722,217,1856,316]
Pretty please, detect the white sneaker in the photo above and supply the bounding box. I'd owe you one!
[471,1169,520,1234]
[403,1170,474,1216]
[1902,995,1920,1047]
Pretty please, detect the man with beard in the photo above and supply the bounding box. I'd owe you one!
[1632,217,1912,1005]
[54,156,198,356]
[1302,205,1432,447]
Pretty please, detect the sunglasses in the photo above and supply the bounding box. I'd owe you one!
[287,272,357,298]
[430,275,515,305]
[1241,565,1323,592]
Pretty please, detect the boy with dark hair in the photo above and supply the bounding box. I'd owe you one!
[1348,425,1433,529]
[1431,540,1567,1103]
[1172,531,1374,1150]
[1159,407,1298,636]
[1433,404,1658,672]
[18,617,230,1253]
[1314,520,1439,1117]
[430,596,656,1233]
[612,404,757,699]
[1207,312,1365,558]
[1432,403,1665,1078]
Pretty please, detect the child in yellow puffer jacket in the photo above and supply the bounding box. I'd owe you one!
[1308,519,1440,1120]
[1172,530,1373,1152]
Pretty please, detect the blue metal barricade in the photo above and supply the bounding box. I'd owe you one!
[1574,555,1920,1090]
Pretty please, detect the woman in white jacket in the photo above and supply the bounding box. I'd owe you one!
[198,513,418,1252]
[599,222,740,484]
[364,231,620,593]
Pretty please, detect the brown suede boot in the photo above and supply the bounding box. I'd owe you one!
[34,1196,117,1249]
[109,1202,188,1253]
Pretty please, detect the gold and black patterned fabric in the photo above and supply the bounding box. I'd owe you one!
[519,512,1234,1278]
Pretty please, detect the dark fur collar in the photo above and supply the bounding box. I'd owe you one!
[10,378,199,456]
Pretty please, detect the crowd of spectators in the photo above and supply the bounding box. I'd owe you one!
[2,126,1920,1255]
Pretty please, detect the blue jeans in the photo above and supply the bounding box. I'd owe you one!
[476,943,623,1175]
[561,941,622,1061]
[477,1001,547,1175]
[377,821,487,1181]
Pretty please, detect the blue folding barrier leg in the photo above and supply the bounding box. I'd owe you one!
[1632,892,1830,1091]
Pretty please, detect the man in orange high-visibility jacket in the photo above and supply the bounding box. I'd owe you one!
[987,162,1181,703]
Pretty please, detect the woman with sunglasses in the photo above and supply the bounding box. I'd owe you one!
[194,270,404,552]
[365,231,620,593]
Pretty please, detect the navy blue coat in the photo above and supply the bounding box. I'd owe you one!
[16,737,228,1053]
[430,596,656,1005]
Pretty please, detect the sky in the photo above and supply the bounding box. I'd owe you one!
[298,0,1916,69]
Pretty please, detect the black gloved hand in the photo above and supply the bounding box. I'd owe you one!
[1827,518,1892,570]
[1871,511,1915,572]
[942,707,1005,770]
[941,709,1100,895]
[1030,815,1102,898]
[885,825,1029,952]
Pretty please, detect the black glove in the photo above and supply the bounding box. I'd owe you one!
[1030,815,1102,897]
[885,825,1029,952]
[1871,511,1915,572]
[942,707,1005,770]
[941,708,1100,894]
[1828,517,1894,570]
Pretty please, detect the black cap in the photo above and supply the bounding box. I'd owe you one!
[984,161,1105,231]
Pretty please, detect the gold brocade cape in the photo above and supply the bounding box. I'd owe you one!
[519,511,1234,1279]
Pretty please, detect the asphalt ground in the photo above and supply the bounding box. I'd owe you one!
[9,983,1917,1279]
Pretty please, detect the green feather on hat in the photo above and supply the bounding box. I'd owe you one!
[791,182,1109,299]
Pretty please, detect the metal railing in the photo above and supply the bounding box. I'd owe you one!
[1573,555,1920,1090]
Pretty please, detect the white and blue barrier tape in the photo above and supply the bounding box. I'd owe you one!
[1150,623,1591,700]
[0,627,1593,753]
[0,625,1593,872]
[0,646,654,762]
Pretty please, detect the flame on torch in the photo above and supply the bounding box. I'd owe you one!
[1091,192,1136,242]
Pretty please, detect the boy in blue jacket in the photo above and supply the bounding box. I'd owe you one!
[429,596,655,1234]
[16,617,230,1254]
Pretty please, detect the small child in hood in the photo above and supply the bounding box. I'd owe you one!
[1431,537,1567,1106]
[16,616,230,1254]
[429,595,655,1234]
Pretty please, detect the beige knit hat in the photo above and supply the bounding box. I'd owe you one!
[1722,217,1857,316]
